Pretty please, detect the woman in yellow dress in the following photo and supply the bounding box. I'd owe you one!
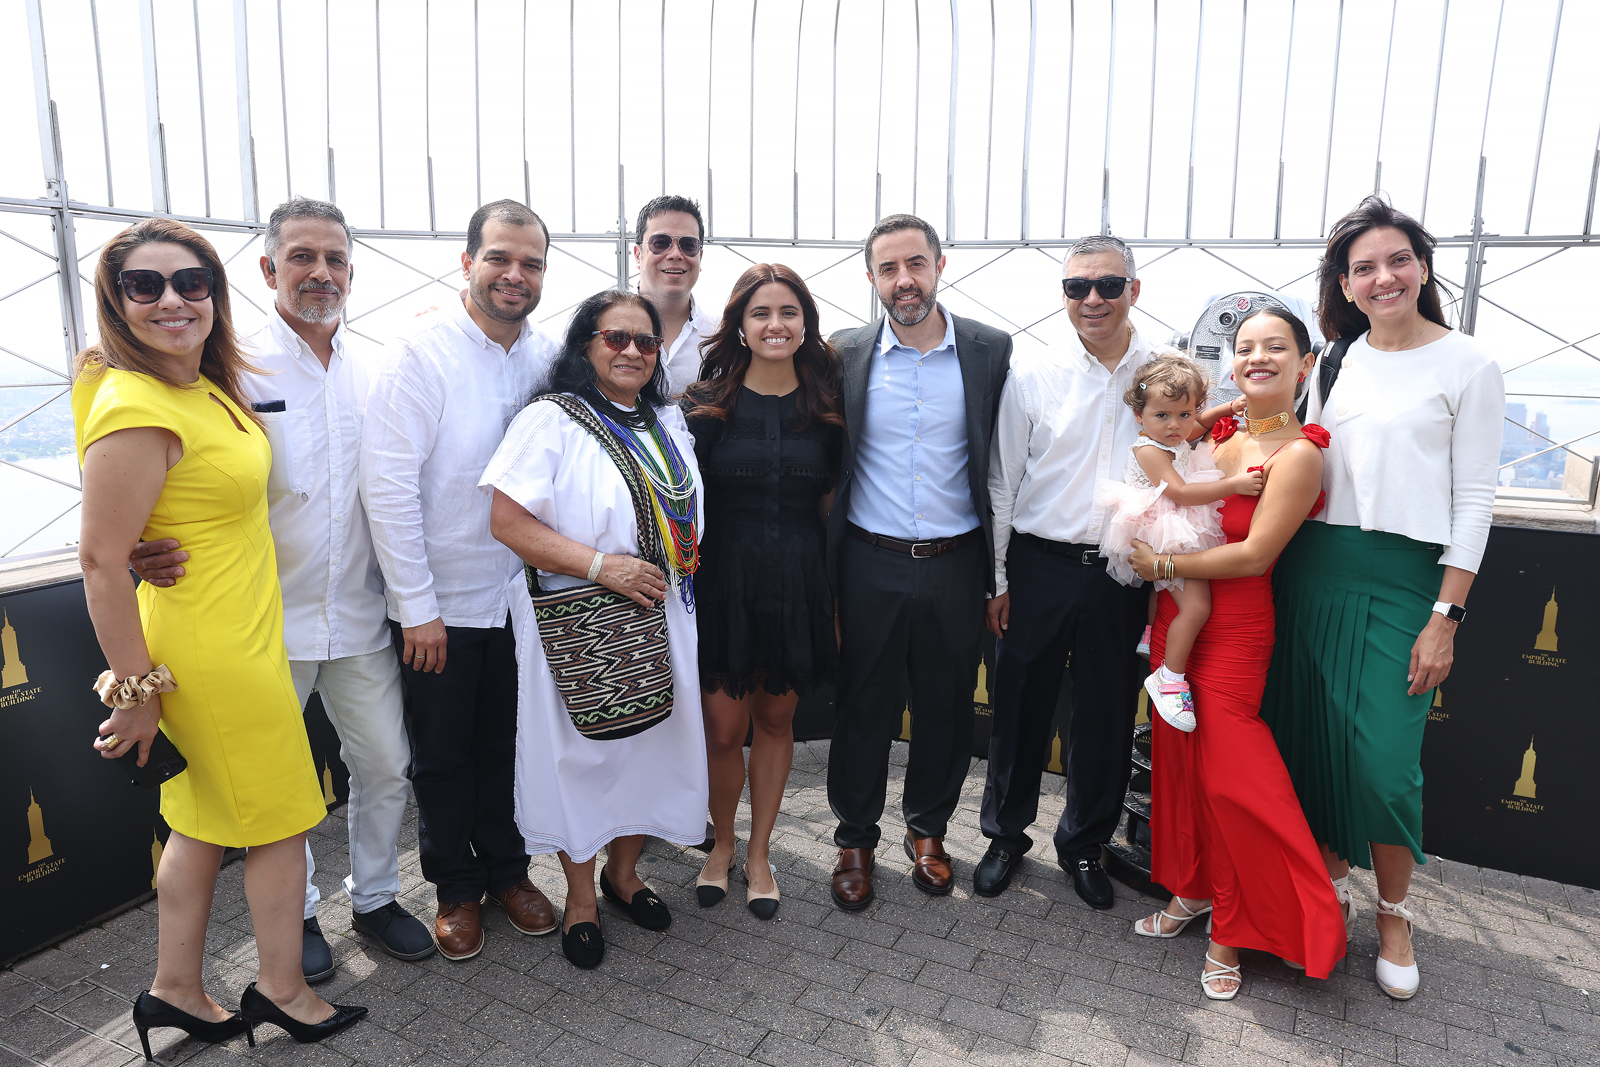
[74,218,364,1056]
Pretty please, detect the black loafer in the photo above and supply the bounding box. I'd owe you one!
[1064,855,1115,910]
[561,921,605,969]
[352,901,437,961]
[302,917,335,984]
[973,844,1022,898]
[599,867,672,931]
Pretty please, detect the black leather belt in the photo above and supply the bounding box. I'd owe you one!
[1014,531,1102,565]
[849,523,981,559]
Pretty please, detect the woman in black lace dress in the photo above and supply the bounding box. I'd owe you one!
[683,264,844,920]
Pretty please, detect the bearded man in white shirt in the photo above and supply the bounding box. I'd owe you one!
[632,194,717,397]
[131,197,435,981]
[361,200,561,961]
[977,235,1177,909]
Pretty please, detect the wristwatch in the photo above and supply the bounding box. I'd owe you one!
[1431,601,1466,624]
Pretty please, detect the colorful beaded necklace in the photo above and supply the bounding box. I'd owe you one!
[591,403,699,608]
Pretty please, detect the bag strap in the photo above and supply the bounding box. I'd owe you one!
[523,393,666,597]
[1296,336,1355,424]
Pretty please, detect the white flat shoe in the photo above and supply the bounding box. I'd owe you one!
[1133,896,1213,939]
[1374,896,1419,999]
[1201,953,1242,1001]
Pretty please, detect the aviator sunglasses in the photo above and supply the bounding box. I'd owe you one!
[1062,275,1130,301]
[592,329,665,356]
[645,233,703,257]
[118,267,216,304]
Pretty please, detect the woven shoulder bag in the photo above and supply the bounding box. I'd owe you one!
[525,393,674,740]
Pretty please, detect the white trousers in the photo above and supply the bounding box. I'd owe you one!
[293,648,411,918]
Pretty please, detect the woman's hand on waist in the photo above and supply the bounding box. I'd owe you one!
[598,555,669,608]
[96,695,163,767]
[1129,540,1158,581]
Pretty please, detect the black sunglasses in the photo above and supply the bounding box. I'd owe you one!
[645,233,703,257]
[118,267,216,304]
[592,329,664,356]
[1062,275,1130,301]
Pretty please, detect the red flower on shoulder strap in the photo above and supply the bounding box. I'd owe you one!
[1210,416,1238,444]
[1302,424,1331,448]
[1309,491,1327,519]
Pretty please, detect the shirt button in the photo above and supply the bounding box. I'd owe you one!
[914,436,921,443]
[915,399,922,406]
[916,513,923,519]
[1335,405,1348,416]
[915,475,922,482]
[917,360,923,366]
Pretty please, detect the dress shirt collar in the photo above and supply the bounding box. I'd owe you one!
[1060,321,1153,375]
[450,290,531,355]
[876,303,957,357]
[266,304,347,362]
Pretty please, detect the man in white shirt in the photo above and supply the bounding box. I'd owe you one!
[977,235,1176,908]
[131,198,435,980]
[361,200,561,961]
[633,195,718,397]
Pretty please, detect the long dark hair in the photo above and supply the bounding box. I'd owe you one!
[75,217,260,425]
[548,289,669,422]
[1317,195,1452,342]
[683,263,844,430]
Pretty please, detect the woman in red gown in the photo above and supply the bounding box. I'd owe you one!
[1128,308,1347,998]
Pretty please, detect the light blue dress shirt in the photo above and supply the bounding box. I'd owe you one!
[847,306,980,540]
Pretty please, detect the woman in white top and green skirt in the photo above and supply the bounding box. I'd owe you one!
[1260,196,1504,1002]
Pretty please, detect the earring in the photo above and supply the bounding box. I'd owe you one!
[1421,272,1429,284]
[1344,291,1354,303]
[1297,372,1306,384]
[798,330,805,345]
[738,330,747,347]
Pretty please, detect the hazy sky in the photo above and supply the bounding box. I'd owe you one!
[2,0,1598,551]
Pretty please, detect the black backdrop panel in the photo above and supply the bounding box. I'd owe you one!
[0,580,163,967]
[1421,525,1597,889]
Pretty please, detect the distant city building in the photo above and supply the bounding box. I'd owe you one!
[1501,403,1566,489]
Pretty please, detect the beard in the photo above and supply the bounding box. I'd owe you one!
[286,282,345,325]
[469,276,537,324]
[882,283,937,327]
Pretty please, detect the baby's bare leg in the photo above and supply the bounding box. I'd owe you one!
[1160,579,1211,674]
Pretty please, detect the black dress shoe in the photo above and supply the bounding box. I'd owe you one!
[351,901,437,961]
[561,921,605,969]
[301,917,335,984]
[238,983,366,1044]
[599,867,672,931]
[972,844,1023,898]
[1065,856,1115,910]
[132,991,250,1061]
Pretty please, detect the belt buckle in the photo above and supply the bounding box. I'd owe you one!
[910,540,939,559]
[1080,549,1099,565]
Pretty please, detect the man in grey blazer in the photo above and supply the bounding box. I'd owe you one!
[825,214,1013,911]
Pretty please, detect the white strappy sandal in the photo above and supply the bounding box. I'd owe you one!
[1374,895,1419,1000]
[1201,953,1243,1001]
[1133,896,1213,939]
[1283,873,1357,971]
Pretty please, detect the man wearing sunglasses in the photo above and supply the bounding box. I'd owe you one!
[361,200,562,961]
[129,197,437,980]
[978,234,1177,909]
[824,214,1013,912]
[632,195,716,397]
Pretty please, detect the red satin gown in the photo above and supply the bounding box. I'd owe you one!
[1150,492,1347,978]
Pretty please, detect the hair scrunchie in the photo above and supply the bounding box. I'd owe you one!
[93,664,178,710]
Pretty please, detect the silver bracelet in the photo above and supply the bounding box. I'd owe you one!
[586,550,605,582]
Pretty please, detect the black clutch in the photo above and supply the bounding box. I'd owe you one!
[104,730,188,788]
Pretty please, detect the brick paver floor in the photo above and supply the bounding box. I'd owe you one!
[4,741,1598,1066]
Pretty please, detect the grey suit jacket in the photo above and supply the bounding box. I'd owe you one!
[825,312,1015,595]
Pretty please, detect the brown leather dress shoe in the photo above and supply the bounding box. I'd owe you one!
[494,878,558,936]
[903,832,954,896]
[832,848,875,911]
[434,901,484,960]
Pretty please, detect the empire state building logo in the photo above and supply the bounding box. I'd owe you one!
[1535,589,1558,652]
[0,611,27,688]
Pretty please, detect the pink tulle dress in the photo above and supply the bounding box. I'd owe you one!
[1095,437,1225,591]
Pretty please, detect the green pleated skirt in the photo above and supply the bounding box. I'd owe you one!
[1260,521,1443,869]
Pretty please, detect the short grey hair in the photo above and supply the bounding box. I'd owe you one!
[264,197,352,264]
[1062,234,1136,279]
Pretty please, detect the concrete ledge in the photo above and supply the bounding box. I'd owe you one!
[1493,501,1599,534]
[0,547,82,596]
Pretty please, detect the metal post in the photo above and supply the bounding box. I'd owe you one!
[1460,156,1488,336]
[235,0,259,222]
[1524,0,1564,234]
[26,0,87,363]
[946,0,959,241]
[616,164,628,289]
[1020,0,1036,240]
[1102,0,1116,236]
[139,0,170,214]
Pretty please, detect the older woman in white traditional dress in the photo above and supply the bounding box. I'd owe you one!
[480,289,708,969]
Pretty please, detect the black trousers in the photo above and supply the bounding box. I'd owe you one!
[828,534,987,849]
[390,617,528,904]
[980,534,1147,862]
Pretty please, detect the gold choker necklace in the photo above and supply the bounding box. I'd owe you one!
[1245,412,1292,434]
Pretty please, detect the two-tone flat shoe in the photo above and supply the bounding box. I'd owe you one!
[696,855,734,908]
[744,861,780,921]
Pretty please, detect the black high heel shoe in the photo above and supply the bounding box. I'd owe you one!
[237,983,367,1044]
[131,990,250,1062]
